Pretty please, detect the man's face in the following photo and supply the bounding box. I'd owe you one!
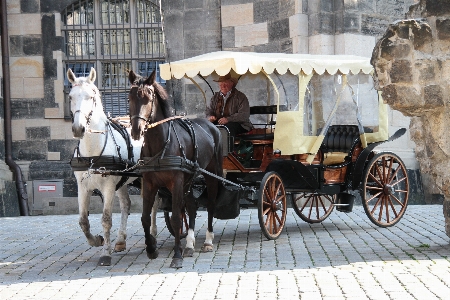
[219,80,234,94]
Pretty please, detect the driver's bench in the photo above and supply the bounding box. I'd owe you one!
[219,105,279,171]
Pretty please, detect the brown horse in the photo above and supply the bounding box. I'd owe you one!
[128,70,222,268]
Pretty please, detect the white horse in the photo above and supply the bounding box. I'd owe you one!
[67,67,158,266]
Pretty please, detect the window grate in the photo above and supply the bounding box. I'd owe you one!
[62,0,165,118]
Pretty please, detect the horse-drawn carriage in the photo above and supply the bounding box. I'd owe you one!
[157,51,409,240]
[69,51,409,268]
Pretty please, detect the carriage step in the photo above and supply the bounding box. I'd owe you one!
[335,192,355,213]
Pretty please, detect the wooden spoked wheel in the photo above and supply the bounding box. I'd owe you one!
[361,152,409,227]
[258,171,287,240]
[292,193,335,223]
[164,210,188,239]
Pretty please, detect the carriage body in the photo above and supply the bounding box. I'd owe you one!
[160,51,410,239]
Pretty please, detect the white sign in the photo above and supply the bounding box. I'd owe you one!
[38,185,56,192]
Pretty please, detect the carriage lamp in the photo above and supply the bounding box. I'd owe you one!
[274,149,281,157]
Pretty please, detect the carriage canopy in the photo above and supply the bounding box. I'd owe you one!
[160,51,388,159]
[159,51,374,79]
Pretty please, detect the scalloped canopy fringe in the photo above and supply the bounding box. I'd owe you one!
[160,51,374,80]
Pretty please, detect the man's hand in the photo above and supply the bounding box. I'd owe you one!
[218,117,228,125]
[208,116,217,122]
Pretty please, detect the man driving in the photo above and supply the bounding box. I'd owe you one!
[205,73,253,137]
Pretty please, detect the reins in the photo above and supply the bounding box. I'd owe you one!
[129,79,183,130]
[147,116,185,129]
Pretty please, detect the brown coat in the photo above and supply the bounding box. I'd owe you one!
[205,88,253,131]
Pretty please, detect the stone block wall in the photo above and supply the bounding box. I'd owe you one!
[1,0,87,215]
[221,0,297,53]
[371,0,450,236]
[220,1,415,56]
[160,0,222,115]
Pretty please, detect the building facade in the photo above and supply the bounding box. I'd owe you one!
[1,0,427,217]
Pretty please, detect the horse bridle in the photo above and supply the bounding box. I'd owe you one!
[129,80,184,129]
[70,83,99,126]
[129,80,156,128]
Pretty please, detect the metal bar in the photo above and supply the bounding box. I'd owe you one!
[90,170,142,177]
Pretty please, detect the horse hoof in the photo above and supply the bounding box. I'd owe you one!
[114,241,126,252]
[97,256,111,266]
[146,249,159,260]
[170,258,183,269]
[201,243,213,252]
[183,247,195,257]
[89,235,104,247]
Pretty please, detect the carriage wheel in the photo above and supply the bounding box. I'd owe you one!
[164,210,188,239]
[258,171,287,240]
[361,152,409,227]
[291,193,335,223]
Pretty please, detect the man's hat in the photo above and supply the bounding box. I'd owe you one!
[214,73,238,84]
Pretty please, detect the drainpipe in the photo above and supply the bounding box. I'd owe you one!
[1,0,29,216]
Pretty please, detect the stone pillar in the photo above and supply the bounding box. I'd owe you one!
[371,0,450,237]
[160,1,222,115]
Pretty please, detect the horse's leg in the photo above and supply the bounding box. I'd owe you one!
[201,177,218,252]
[113,185,131,252]
[169,180,184,268]
[77,180,104,247]
[97,183,116,266]
[141,180,158,259]
[183,194,197,257]
[150,195,159,237]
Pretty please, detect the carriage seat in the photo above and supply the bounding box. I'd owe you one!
[238,131,274,141]
[236,105,286,142]
[320,125,361,165]
[321,125,360,153]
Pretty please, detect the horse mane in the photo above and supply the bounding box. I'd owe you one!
[152,81,172,118]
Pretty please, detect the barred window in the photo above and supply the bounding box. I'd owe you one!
[62,0,165,117]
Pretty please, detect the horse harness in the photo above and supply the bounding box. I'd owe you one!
[70,117,136,191]
[69,82,99,126]
[128,78,202,176]
[139,118,199,172]
[84,78,241,190]
[136,117,244,193]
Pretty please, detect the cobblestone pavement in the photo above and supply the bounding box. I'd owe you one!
[1,206,449,300]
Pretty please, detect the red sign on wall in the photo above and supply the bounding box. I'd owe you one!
[38,185,56,192]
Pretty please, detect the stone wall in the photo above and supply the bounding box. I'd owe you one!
[159,1,222,114]
[0,0,80,215]
[220,0,415,56]
[371,0,450,236]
